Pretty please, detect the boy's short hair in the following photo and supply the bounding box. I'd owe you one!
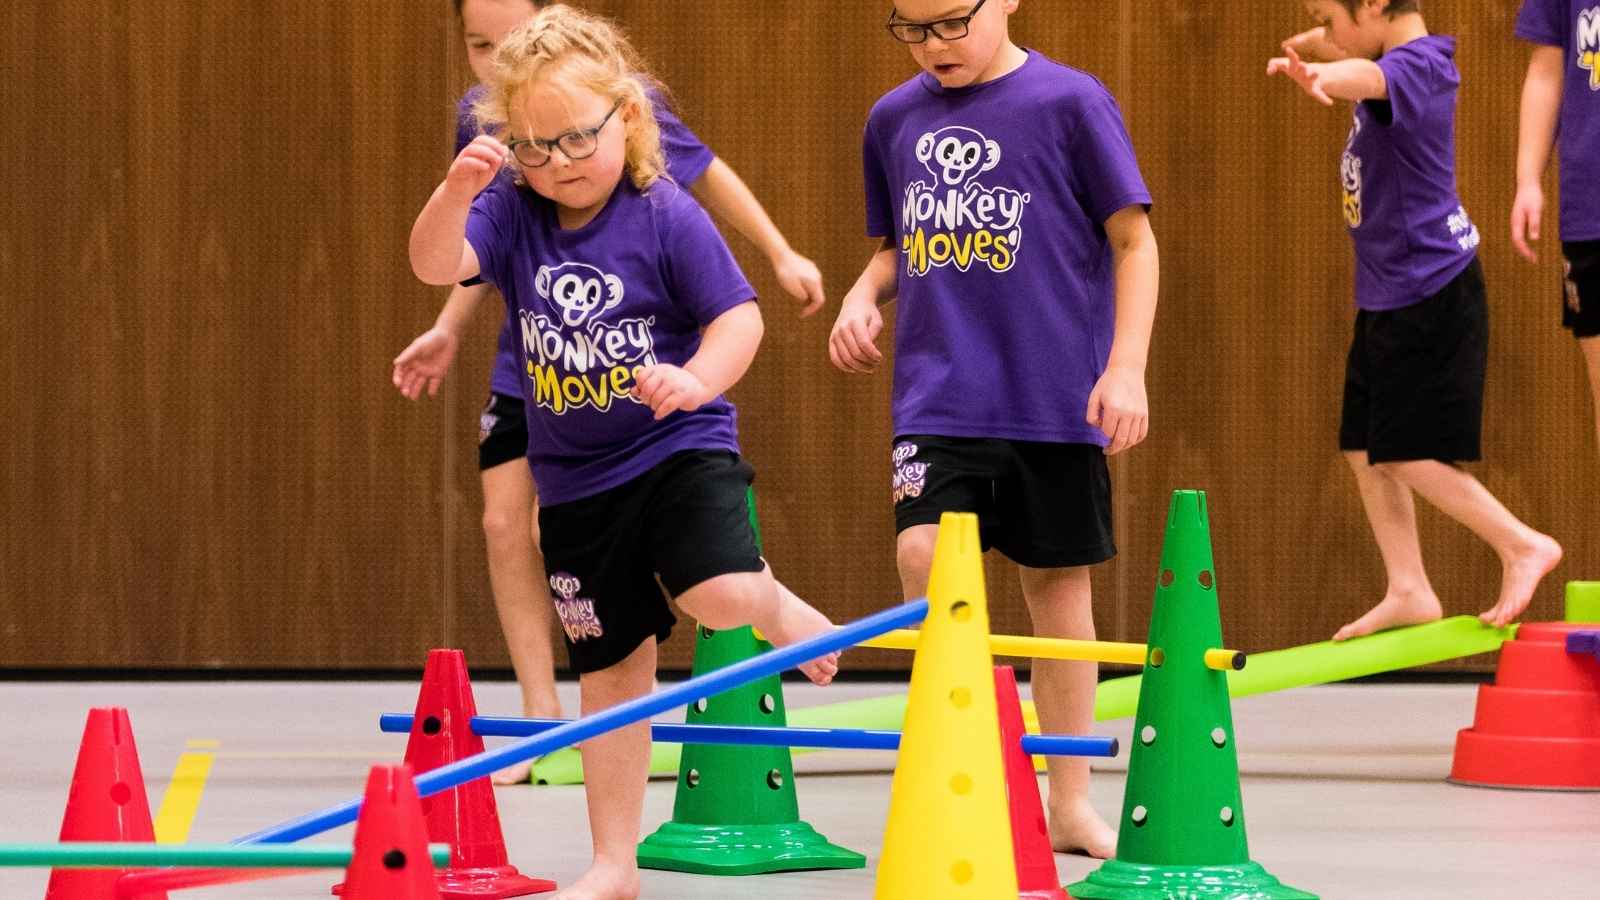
[1334,0,1421,16]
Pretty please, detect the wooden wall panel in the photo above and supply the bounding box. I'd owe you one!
[4,2,1592,672]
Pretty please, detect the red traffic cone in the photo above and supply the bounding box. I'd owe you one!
[1450,622,1600,790]
[338,650,554,897]
[995,666,1070,900]
[342,765,443,900]
[46,708,169,900]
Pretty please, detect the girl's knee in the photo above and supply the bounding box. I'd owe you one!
[895,527,937,582]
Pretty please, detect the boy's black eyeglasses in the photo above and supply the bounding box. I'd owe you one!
[507,100,623,168]
[886,0,989,44]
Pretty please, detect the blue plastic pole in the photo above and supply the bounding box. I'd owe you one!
[235,599,930,845]
[377,714,1118,758]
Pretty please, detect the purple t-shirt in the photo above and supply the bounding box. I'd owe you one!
[862,50,1151,446]
[454,84,718,399]
[1341,36,1480,311]
[1516,0,1600,240]
[464,178,753,505]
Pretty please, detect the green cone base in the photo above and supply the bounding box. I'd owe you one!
[1068,859,1317,899]
[635,821,865,875]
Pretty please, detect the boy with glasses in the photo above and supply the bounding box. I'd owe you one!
[830,0,1159,858]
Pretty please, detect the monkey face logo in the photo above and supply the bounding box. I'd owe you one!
[536,262,625,329]
[1579,7,1600,90]
[916,126,1002,188]
[550,573,582,601]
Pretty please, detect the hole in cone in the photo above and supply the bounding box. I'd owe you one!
[950,772,972,795]
[1220,806,1235,827]
[1149,648,1166,668]
[685,769,700,788]
[949,687,972,709]
[1211,727,1228,748]
[383,849,407,870]
[1199,570,1214,590]
[766,769,784,790]
[1159,569,1174,588]
[693,698,707,714]
[1140,726,1157,746]
[759,694,776,714]
[1131,805,1148,826]
[422,716,442,736]
[951,860,974,884]
[950,600,972,622]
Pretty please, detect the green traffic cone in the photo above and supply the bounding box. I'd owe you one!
[1069,491,1316,900]
[635,489,865,875]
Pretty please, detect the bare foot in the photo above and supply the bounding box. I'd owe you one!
[550,860,639,900]
[1048,797,1117,859]
[765,588,840,685]
[491,759,534,786]
[799,651,840,686]
[1333,588,1443,642]
[1481,533,1562,628]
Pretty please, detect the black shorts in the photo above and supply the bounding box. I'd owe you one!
[537,450,765,674]
[1340,257,1487,464]
[891,435,1115,569]
[478,392,529,471]
[1562,240,1600,339]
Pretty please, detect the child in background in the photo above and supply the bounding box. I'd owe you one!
[409,8,838,898]
[1269,0,1562,640]
[392,0,826,785]
[831,0,1159,857]
[1510,0,1600,451]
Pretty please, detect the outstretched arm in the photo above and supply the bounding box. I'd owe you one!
[1267,47,1387,105]
[693,159,826,316]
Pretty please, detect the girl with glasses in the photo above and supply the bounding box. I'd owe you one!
[409,8,841,897]
[392,0,825,787]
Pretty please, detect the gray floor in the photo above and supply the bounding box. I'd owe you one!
[1,680,1595,898]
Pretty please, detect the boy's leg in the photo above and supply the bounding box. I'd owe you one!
[480,457,563,785]
[894,524,939,600]
[1378,460,1562,628]
[557,637,656,900]
[1334,450,1443,641]
[1583,336,1600,451]
[675,569,838,685]
[1018,565,1116,859]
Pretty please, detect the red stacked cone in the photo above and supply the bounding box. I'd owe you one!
[995,665,1071,900]
[1450,622,1600,790]
[336,650,555,898]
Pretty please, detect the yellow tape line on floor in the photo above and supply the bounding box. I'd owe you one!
[154,740,217,844]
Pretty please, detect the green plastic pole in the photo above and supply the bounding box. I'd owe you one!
[0,843,451,869]
[1094,615,1517,721]
[1567,581,1600,623]
[634,488,865,875]
[1070,491,1316,899]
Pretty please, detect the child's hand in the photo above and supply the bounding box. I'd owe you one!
[445,135,510,198]
[828,291,885,374]
[1280,26,1347,63]
[632,364,711,420]
[1267,47,1334,106]
[1511,182,1545,263]
[392,327,461,400]
[771,249,827,318]
[1087,366,1149,456]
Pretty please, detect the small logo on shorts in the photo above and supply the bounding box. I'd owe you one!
[478,404,499,445]
[892,442,929,504]
[1565,259,1583,315]
[549,572,604,642]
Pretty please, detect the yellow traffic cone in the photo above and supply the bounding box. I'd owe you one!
[875,513,1019,899]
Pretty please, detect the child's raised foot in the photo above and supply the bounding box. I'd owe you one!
[1048,796,1117,859]
[1481,533,1562,628]
[798,651,840,686]
[1332,588,1443,642]
[550,860,640,900]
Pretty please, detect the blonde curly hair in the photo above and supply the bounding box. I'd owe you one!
[472,4,667,191]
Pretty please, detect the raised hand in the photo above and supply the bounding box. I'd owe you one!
[1267,47,1335,106]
